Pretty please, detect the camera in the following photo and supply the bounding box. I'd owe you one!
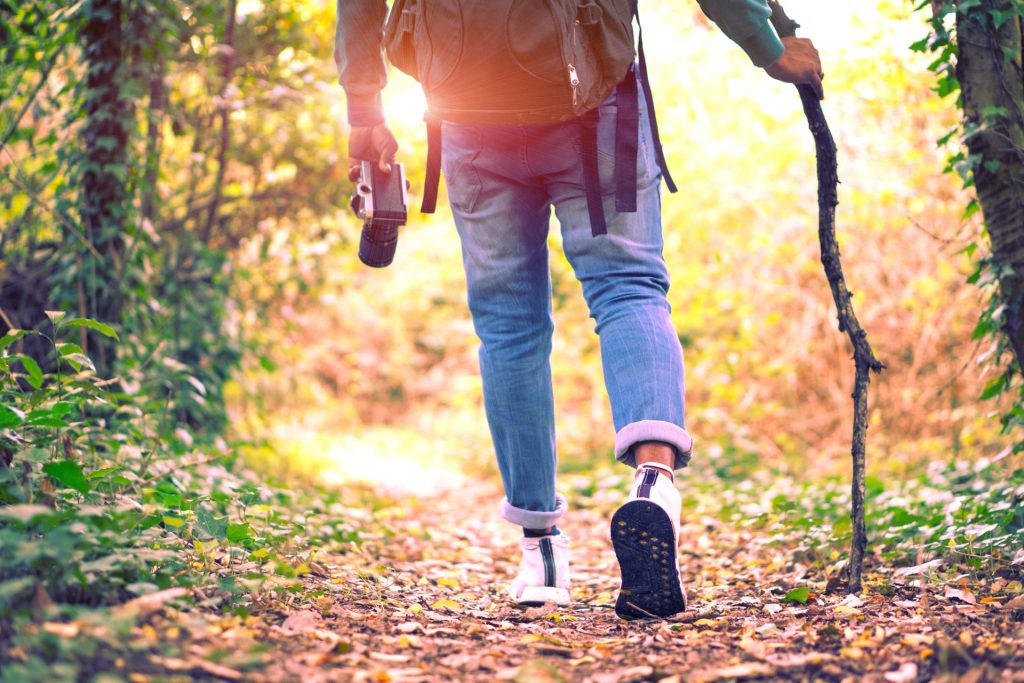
[350,161,408,268]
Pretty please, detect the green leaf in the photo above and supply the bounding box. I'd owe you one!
[43,460,91,494]
[0,329,31,352]
[44,311,66,325]
[27,406,73,427]
[980,375,1008,401]
[61,353,95,372]
[783,587,810,604]
[62,318,120,341]
[162,515,187,528]
[29,417,69,428]
[196,508,229,539]
[18,355,43,389]
[226,523,252,543]
[0,405,25,429]
[87,466,123,481]
[56,343,84,356]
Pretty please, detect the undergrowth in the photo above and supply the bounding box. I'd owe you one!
[568,445,1024,585]
[0,316,366,677]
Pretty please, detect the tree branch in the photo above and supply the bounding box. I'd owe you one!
[0,42,69,154]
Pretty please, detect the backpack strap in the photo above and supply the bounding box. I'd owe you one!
[421,113,442,213]
[634,2,678,193]
[579,108,608,236]
[614,68,639,213]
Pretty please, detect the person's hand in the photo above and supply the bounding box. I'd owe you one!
[348,123,399,179]
[764,36,824,100]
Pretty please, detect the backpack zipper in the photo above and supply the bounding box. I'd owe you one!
[568,63,580,106]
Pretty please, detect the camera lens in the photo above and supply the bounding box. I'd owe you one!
[358,221,399,268]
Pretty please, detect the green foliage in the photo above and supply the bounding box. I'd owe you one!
[914,0,1024,452]
[0,320,363,663]
[712,459,1024,577]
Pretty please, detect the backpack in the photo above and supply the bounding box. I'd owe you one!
[384,0,676,235]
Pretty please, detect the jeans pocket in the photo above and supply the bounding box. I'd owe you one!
[442,125,484,215]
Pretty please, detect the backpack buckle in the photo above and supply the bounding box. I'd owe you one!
[578,1,602,26]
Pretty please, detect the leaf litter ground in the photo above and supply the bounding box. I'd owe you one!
[11,475,1024,682]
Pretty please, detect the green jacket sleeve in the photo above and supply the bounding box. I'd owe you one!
[334,0,388,125]
[695,0,786,67]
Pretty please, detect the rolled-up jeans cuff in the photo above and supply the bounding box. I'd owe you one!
[501,493,568,528]
[614,420,693,470]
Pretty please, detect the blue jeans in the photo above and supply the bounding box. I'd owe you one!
[441,83,692,529]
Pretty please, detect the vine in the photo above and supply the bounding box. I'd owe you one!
[914,0,1024,451]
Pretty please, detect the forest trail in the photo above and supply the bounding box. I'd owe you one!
[118,478,1023,682]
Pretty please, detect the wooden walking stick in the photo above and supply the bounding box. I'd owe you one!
[767,1,886,594]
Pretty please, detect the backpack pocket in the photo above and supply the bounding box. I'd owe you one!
[562,0,636,117]
[384,0,464,90]
[577,0,635,87]
[383,0,418,78]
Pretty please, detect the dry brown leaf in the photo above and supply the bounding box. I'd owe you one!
[280,609,321,632]
[369,652,412,663]
[883,662,918,683]
[944,587,977,605]
[114,588,188,620]
[704,663,773,681]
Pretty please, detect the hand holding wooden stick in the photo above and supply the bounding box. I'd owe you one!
[767,0,886,595]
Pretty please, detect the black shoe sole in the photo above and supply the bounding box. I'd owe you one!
[611,500,687,620]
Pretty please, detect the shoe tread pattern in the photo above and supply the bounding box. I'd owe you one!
[611,500,686,620]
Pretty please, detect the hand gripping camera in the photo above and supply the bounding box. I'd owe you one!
[350,161,408,268]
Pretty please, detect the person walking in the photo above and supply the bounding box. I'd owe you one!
[335,0,823,620]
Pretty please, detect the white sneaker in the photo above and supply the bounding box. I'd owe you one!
[508,534,571,606]
[611,464,687,619]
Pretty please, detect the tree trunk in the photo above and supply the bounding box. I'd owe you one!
[202,0,238,245]
[80,0,130,376]
[956,2,1024,365]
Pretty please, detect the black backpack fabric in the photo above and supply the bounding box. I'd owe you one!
[384,0,676,235]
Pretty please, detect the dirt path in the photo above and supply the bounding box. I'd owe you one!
[137,478,1024,683]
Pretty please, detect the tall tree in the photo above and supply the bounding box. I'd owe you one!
[954,1,1024,363]
[79,0,131,376]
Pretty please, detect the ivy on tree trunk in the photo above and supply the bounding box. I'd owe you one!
[79,0,130,376]
[955,1,1024,368]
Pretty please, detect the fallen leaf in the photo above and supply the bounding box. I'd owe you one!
[280,610,321,632]
[369,652,412,663]
[884,662,918,683]
[706,663,773,680]
[114,588,188,620]
[833,605,862,616]
[893,559,943,577]
[1002,594,1024,611]
[514,659,564,683]
[944,587,977,605]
